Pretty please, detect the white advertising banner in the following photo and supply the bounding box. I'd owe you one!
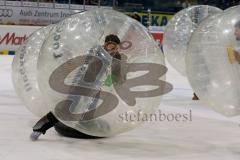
[0,5,81,26]
[0,1,112,26]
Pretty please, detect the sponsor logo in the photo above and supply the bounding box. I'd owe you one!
[0,33,27,45]
[126,12,173,26]
[0,9,13,17]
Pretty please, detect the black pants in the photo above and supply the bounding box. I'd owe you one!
[54,121,103,139]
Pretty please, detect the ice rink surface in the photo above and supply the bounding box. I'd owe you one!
[0,55,240,160]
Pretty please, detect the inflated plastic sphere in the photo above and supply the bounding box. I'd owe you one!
[12,25,53,117]
[186,6,240,116]
[37,8,171,137]
[163,5,222,76]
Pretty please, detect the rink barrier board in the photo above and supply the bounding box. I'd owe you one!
[0,25,164,55]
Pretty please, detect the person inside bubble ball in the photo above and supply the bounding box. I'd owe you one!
[103,34,125,85]
[234,20,240,63]
[31,34,125,140]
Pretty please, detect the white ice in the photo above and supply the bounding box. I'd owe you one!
[0,55,240,160]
